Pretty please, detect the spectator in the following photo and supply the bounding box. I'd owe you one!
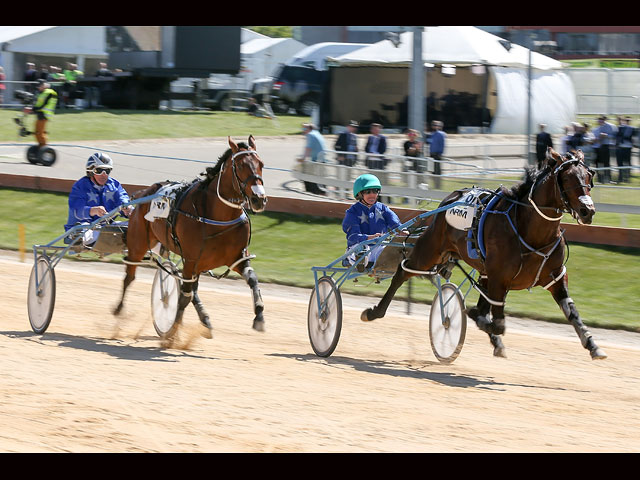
[0,66,5,105]
[616,116,635,183]
[335,120,359,167]
[560,125,572,155]
[427,120,447,189]
[580,123,595,166]
[62,62,83,108]
[592,115,617,183]
[364,123,387,170]
[24,62,38,93]
[38,64,50,82]
[403,129,424,172]
[247,97,271,119]
[96,62,112,77]
[298,123,327,195]
[535,123,554,169]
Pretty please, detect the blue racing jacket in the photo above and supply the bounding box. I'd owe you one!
[64,176,130,231]
[342,201,401,248]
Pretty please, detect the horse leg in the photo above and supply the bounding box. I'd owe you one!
[175,262,212,338]
[114,204,156,316]
[191,277,213,335]
[361,264,412,321]
[114,264,136,315]
[548,278,607,360]
[362,222,445,322]
[467,275,507,358]
[240,261,265,332]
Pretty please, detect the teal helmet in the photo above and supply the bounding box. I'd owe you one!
[353,174,382,199]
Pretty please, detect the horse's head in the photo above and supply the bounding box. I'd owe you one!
[546,148,596,225]
[228,135,268,213]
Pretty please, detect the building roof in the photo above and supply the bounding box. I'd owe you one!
[0,26,56,43]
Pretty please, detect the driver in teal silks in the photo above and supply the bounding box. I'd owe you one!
[342,174,404,267]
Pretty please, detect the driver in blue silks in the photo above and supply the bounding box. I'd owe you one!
[64,152,133,246]
[342,174,404,267]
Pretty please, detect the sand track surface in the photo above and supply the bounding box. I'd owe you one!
[1,251,639,452]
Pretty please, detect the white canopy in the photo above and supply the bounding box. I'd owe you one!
[332,26,564,70]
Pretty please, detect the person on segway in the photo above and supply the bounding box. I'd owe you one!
[27,80,57,148]
[64,152,133,247]
[342,173,406,270]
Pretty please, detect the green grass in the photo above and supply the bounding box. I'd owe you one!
[0,109,308,141]
[1,187,638,332]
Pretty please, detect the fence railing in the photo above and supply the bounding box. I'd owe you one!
[294,149,640,214]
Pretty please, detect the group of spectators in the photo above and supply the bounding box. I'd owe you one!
[298,120,448,195]
[549,115,636,184]
[23,61,86,108]
[22,61,115,109]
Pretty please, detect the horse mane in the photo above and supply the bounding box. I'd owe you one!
[505,165,551,201]
[200,142,250,186]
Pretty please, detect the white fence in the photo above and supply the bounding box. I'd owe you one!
[294,149,640,214]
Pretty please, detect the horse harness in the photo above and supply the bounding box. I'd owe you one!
[162,148,262,279]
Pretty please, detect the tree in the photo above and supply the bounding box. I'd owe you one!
[245,26,293,38]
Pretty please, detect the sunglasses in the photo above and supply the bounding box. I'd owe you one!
[362,189,380,195]
[94,168,112,175]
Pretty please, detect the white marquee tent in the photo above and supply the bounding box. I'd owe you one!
[328,26,576,134]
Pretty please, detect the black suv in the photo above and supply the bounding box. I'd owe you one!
[260,64,328,115]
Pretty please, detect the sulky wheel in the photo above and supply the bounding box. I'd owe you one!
[307,276,342,357]
[429,282,467,364]
[151,261,182,338]
[27,254,56,334]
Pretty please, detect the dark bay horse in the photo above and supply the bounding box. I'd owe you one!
[362,148,607,360]
[114,136,268,337]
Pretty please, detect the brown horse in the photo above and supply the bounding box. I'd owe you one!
[114,136,268,337]
[361,148,608,360]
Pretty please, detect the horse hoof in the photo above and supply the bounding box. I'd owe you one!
[590,347,607,360]
[253,318,265,332]
[199,317,213,339]
[360,309,374,322]
[200,325,213,339]
[493,346,507,358]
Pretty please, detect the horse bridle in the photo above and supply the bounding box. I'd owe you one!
[217,148,265,210]
[528,152,595,222]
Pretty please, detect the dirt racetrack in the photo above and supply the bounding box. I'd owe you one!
[1,250,639,453]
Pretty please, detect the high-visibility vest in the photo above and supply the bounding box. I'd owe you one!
[34,88,58,119]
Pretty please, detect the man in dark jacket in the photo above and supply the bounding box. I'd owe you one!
[364,123,387,170]
[536,123,554,169]
[335,120,359,166]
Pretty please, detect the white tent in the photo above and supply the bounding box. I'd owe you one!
[329,26,575,134]
[332,26,565,70]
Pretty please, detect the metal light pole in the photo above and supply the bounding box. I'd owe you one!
[408,26,425,134]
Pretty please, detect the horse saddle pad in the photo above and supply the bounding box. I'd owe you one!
[444,187,492,231]
[144,182,188,222]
